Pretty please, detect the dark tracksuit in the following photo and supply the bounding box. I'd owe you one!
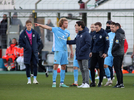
[19,29,41,77]
[112,28,125,85]
[88,31,99,69]
[90,28,109,86]
[67,27,91,84]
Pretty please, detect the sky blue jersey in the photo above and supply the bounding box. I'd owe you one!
[52,27,70,51]
[108,32,115,56]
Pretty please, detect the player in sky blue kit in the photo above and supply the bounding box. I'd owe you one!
[104,22,115,86]
[70,26,79,86]
[35,18,73,88]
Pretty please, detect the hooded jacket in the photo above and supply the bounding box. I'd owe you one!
[112,28,125,56]
[67,27,91,60]
[19,28,41,64]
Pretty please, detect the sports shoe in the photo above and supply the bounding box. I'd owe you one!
[77,83,85,88]
[52,84,56,88]
[104,80,113,86]
[95,76,99,79]
[82,83,90,88]
[45,72,49,77]
[59,83,69,87]
[120,84,125,88]
[27,80,31,84]
[33,79,38,84]
[70,83,78,86]
[90,83,96,87]
[113,84,120,88]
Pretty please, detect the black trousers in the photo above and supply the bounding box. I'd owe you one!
[113,55,124,85]
[108,66,113,80]
[31,56,46,74]
[90,53,104,85]
[25,55,37,77]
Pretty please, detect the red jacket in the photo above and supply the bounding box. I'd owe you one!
[124,39,128,54]
[6,44,16,56]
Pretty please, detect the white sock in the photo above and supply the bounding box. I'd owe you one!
[27,77,31,82]
[108,78,111,81]
[53,82,56,84]
[74,81,78,84]
[60,83,64,85]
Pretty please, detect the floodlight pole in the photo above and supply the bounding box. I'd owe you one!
[35,0,41,9]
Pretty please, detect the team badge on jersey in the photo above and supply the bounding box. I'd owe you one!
[100,35,102,39]
[66,33,68,37]
[116,40,119,43]
[106,36,109,40]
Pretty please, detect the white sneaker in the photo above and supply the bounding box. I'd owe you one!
[104,80,112,86]
[82,83,90,88]
[95,76,99,79]
[77,83,85,88]
[27,80,31,84]
[103,76,106,79]
[33,79,39,84]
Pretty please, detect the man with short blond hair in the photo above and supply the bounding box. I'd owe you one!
[35,18,73,88]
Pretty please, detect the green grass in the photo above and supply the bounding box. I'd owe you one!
[0,71,134,100]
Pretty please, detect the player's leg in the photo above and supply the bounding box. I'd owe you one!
[70,54,79,86]
[95,63,100,79]
[60,51,69,87]
[25,64,31,84]
[81,59,89,88]
[104,57,111,80]
[52,51,61,87]
[97,55,104,87]
[90,53,98,87]
[88,58,92,82]
[32,56,38,84]
[38,56,48,77]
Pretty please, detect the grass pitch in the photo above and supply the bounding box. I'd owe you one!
[0,71,134,100]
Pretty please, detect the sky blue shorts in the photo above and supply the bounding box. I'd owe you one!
[54,51,68,65]
[104,56,113,67]
[73,54,79,68]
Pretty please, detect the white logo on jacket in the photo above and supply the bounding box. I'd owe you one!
[80,35,83,38]
[100,35,102,39]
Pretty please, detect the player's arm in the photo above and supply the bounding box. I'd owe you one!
[67,37,76,44]
[68,37,74,58]
[35,23,52,31]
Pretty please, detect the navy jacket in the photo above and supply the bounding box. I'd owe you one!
[67,27,91,60]
[19,28,41,64]
[90,28,109,54]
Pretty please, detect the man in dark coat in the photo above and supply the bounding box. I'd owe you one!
[19,20,41,84]
[89,22,109,87]
[0,14,8,48]
[112,23,125,88]
[67,21,91,88]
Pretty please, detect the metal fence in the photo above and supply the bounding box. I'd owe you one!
[0,9,134,52]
